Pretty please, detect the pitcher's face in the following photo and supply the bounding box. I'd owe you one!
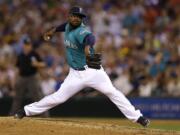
[68,14,82,27]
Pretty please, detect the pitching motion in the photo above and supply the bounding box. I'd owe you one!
[14,6,150,127]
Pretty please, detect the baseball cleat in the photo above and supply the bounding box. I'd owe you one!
[137,116,150,127]
[14,109,26,119]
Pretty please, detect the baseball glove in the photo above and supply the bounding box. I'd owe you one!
[86,53,102,69]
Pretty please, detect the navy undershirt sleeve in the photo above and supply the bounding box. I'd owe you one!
[55,23,67,32]
[83,34,95,47]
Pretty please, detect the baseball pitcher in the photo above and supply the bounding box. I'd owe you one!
[14,6,150,127]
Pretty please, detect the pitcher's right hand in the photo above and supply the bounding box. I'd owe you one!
[43,27,56,41]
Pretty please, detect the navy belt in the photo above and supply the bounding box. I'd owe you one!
[74,67,86,71]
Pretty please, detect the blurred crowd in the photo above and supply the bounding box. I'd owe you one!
[0,0,179,99]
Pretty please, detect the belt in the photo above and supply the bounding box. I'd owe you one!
[73,67,86,71]
[73,65,89,71]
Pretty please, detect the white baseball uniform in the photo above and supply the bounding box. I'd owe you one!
[24,22,142,122]
[24,67,142,122]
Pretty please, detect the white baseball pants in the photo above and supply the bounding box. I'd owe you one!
[24,67,142,122]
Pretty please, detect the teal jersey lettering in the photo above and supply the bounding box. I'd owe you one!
[64,23,91,69]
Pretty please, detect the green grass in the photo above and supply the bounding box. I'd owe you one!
[150,125,180,131]
[148,120,180,131]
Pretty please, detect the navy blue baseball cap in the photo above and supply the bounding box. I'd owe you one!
[69,6,86,18]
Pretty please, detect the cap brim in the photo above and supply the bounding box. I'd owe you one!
[71,13,86,18]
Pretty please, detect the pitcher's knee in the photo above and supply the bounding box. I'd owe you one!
[57,96,69,104]
[44,93,67,106]
[101,87,117,97]
[53,93,69,104]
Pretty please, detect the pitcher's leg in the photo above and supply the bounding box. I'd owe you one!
[92,70,142,122]
[97,83,142,121]
[24,75,85,116]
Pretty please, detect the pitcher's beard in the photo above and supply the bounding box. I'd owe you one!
[69,21,81,29]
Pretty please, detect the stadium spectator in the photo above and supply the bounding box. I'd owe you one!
[0,0,179,99]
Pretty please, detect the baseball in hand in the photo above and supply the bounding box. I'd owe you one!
[46,36,50,40]
[44,35,51,41]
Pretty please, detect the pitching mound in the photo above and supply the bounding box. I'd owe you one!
[0,117,179,135]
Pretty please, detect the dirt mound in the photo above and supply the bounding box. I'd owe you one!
[0,117,179,135]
